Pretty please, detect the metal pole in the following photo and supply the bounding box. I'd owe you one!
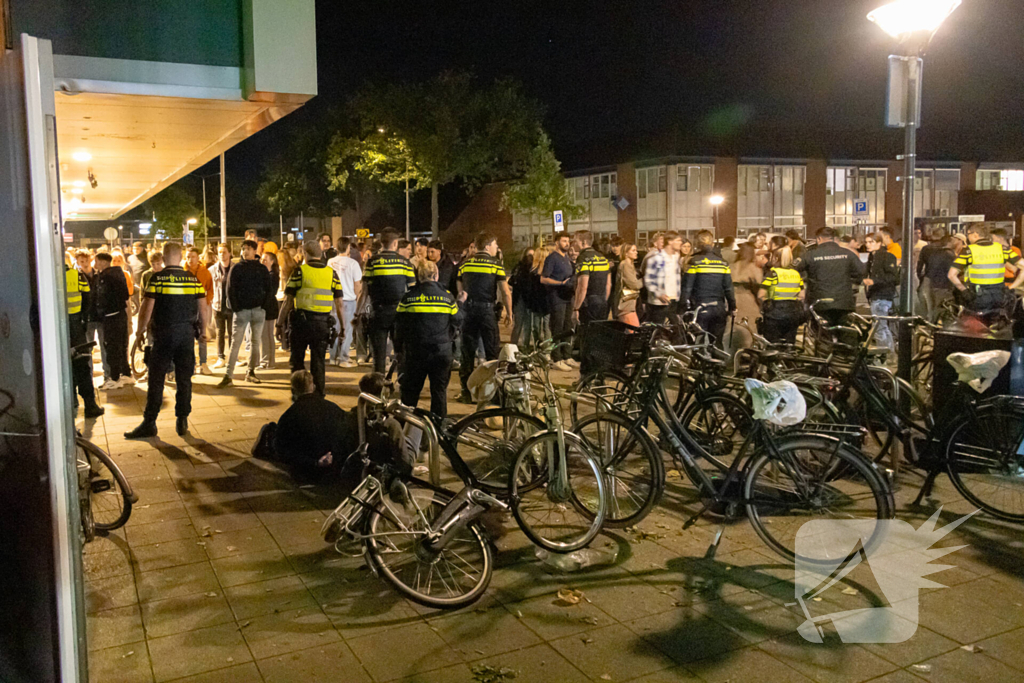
[202,176,208,245]
[279,212,284,245]
[897,56,919,385]
[219,153,227,243]
[405,170,410,241]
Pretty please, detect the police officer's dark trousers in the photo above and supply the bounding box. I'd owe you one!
[695,303,729,348]
[400,344,452,417]
[69,313,98,407]
[290,311,332,395]
[460,301,500,391]
[759,301,804,345]
[578,298,609,375]
[145,323,195,421]
[972,285,1007,317]
[369,305,398,374]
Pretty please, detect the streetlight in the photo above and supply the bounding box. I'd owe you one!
[709,194,725,234]
[867,0,960,385]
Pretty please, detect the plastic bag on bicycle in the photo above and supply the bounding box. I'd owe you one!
[947,350,1011,393]
[744,379,807,426]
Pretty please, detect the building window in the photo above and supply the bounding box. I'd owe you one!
[676,167,688,192]
[977,169,1024,192]
[737,164,806,238]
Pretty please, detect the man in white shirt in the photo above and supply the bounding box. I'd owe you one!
[326,236,363,367]
[643,231,682,324]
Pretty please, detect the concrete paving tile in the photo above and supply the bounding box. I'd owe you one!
[282,540,368,575]
[83,547,135,580]
[240,606,341,660]
[136,562,220,602]
[758,632,900,683]
[550,623,674,681]
[210,547,295,587]
[625,666,702,682]
[85,574,138,614]
[127,500,191,527]
[265,517,330,550]
[974,626,1024,672]
[915,585,1017,644]
[391,663,475,683]
[131,539,208,572]
[126,517,200,547]
[689,646,814,683]
[860,625,960,667]
[430,606,541,660]
[246,491,321,527]
[910,647,1023,683]
[257,641,372,683]
[88,642,154,683]
[580,568,684,622]
[465,643,590,683]
[187,511,264,533]
[318,579,424,640]
[695,596,802,646]
[87,604,146,651]
[501,593,613,641]
[224,575,319,621]
[139,591,235,639]
[147,622,254,683]
[346,621,465,682]
[82,530,128,555]
[625,607,749,666]
[203,525,278,559]
[163,662,263,683]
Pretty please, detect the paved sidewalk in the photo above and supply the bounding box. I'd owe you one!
[80,359,1024,683]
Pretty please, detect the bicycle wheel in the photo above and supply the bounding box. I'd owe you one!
[946,401,1024,521]
[77,438,134,532]
[573,411,663,527]
[364,481,493,609]
[745,435,891,564]
[130,337,147,380]
[509,431,607,553]
[450,408,544,494]
[678,391,753,463]
[570,370,634,423]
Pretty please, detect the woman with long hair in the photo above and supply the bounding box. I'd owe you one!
[727,242,763,352]
[527,245,551,346]
[509,247,535,348]
[613,242,643,326]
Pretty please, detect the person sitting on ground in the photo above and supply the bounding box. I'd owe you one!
[254,370,385,483]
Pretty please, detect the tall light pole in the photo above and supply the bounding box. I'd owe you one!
[709,194,725,234]
[868,0,961,383]
[219,153,227,243]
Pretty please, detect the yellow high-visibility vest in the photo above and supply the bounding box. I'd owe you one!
[966,243,1006,286]
[763,267,803,301]
[295,264,336,313]
[66,267,84,315]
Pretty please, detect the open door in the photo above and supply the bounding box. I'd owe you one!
[0,34,86,683]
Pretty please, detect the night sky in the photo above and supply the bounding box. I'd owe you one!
[212,0,1024,230]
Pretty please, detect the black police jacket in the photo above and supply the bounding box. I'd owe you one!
[682,248,736,312]
[793,241,866,311]
[394,281,463,352]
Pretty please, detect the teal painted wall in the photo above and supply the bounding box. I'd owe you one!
[11,0,243,66]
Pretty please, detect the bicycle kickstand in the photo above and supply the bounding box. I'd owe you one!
[704,525,725,560]
[911,469,940,508]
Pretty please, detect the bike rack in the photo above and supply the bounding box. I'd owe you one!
[357,392,441,486]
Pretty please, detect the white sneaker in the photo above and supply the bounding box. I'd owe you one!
[198,363,213,376]
[565,358,580,368]
[119,376,135,387]
[212,359,226,369]
[236,359,249,367]
[340,361,355,368]
[553,361,572,372]
[99,380,119,391]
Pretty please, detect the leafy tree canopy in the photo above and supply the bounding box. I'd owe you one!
[500,132,586,241]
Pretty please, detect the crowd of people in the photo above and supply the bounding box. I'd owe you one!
[65,220,1022,444]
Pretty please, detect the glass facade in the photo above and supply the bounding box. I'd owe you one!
[826,166,887,231]
[737,164,806,238]
[977,169,1024,191]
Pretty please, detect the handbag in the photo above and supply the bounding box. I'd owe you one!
[620,287,640,303]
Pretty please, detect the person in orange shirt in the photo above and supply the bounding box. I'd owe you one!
[991,227,1022,285]
[880,227,902,261]
[186,247,215,375]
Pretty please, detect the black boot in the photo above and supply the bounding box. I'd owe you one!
[176,416,189,436]
[124,421,157,439]
[83,402,105,419]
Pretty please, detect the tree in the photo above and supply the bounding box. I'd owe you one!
[258,124,347,227]
[144,185,200,239]
[500,133,586,245]
[326,72,545,238]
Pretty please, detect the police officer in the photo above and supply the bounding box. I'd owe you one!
[757,251,805,344]
[66,264,104,418]
[359,228,415,374]
[949,223,1024,317]
[457,233,512,403]
[395,261,462,417]
[570,230,612,326]
[681,230,736,347]
[125,242,211,439]
[276,240,345,396]
[793,227,866,327]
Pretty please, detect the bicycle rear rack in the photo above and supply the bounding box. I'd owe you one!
[782,422,866,444]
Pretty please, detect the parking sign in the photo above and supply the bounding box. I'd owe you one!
[553,210,564,233]
[853,199,870,218]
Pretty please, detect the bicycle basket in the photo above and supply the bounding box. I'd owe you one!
[580,321,657,371]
